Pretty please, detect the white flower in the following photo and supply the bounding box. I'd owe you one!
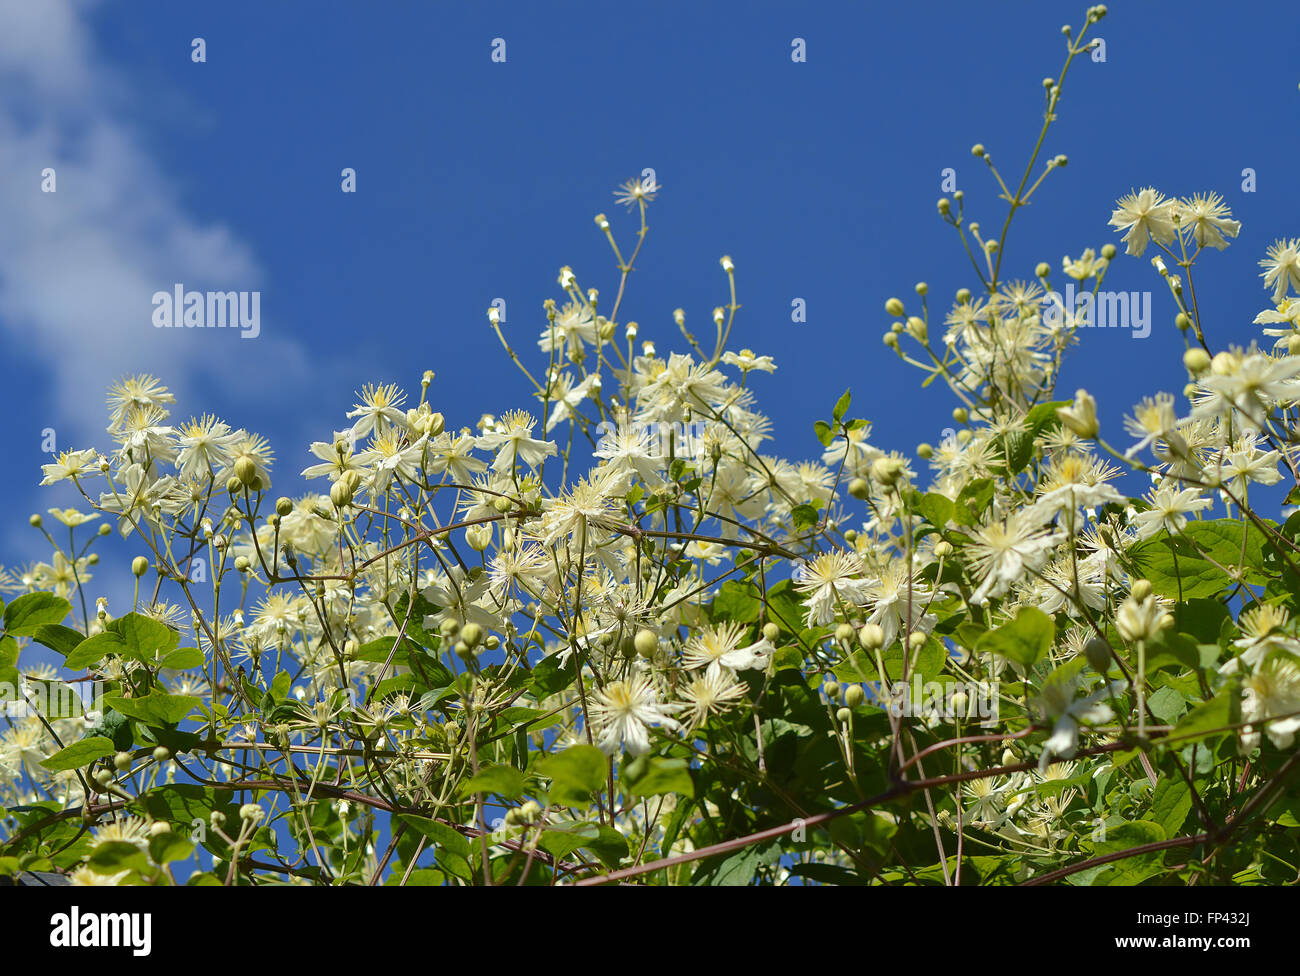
[175,414,241,480]
[682,623,773,678]
[39,449,101,486]
[1259,238,1300,304]
[590,675,681,756]
[793,551,870,627]
[1108,187,1178,257]
[1240,653,1300,752]
[1176,192,1241,250]
[476,410,557,473]
[966,511,1062,606]
[1128,484,1212,540]
[346,383,407,440]
[1037,677,1124,769]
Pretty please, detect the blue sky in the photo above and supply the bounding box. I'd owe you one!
[2,0,1298,580]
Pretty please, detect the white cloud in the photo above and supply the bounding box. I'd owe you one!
[0,0,303,442]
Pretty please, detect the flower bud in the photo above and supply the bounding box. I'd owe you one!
[871,457,905,486]
[1084,636,1112,673]
[131,556,150,577]
[848,477,870,500]
[152,746,171,761]
[1035,262,1051,278]
[762,622,780,643]
[1183,348,1211,374]
[29,514,41,528]
[858,623,885,650]
[465,523,492,551]
[1130,579,1152,602]
[113,751,132,770]
[933,540,953,558]
[885,297,905,318]
[835,623,856,643]
[1056,389,1099,439]
[908,631,927,652]
[276,497,294,517]
[634,629,659,658]
[239,803,262,822]
[234,456,258,487]
[836,707,852,724]
[461,622,484,647]
[823,680,841,701]
[330,479,355,509]
[844,684,865,707]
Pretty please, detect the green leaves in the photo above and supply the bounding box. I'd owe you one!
[2,593,71,636]
[64,612,180,670]
[710,580,761,623]
[398,815,472,882]
[538,745,607,806]
[625,756,695,798]
[976,606,1054,668]
[65,632,127,670]
[1170,688,1239,748]
[105,692,200,727]
[1134,519,1271,600]
[41,736,114,771]
[460,765,527,800]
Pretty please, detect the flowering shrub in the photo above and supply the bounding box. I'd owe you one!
[4,4,1300,886]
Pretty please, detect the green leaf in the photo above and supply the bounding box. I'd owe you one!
[1133,520,1270,600]
[41,736,114,771]
[691,841,777,886]
[813,420,834,448]
[149,831,195,865]
[625,756,695,798]
[952,478,994,526]
[159,647,204,670]
[710,580,760,624]
[88,840,151,877]
[64,632,128,670]
[105,692,200,727]
[1171,689,1238,747]
[976,606,1054,668]
[1147,686,1186,725]
[398,815,471,882]
[1084,819,1166,857]
[460,764,527,800]
[1149,778,1193,839]
[832,389,851,424]
[2,593,71,637]
[538,745,607,805]
[109,612,179,661]
[918,493,954,529]
[792,504,820,531]
[583,825,629,869]
[31,624,85,657]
